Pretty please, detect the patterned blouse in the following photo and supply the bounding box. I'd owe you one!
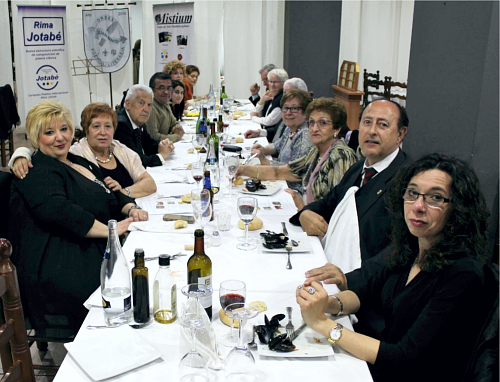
[288,138,357,201]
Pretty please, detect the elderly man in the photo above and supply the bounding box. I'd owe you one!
[249,63,276,106]
[115,85,174,167]
[145,72,185,143]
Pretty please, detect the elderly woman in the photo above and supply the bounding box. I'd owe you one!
[250,68,288,142]
[237,98,357,209]
[184,64,199,100]
[170,80,186,120]
[10,103,157,199]
[284,77,308,93]
[9,100,148,334]
[297,154,489,382]
[163,60,185,81]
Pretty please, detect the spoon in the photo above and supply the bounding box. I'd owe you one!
[247,325,257,349]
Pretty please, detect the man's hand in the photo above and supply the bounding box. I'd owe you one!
[172,124,185,138]
[299,210,328,236]
[250,111,259,118]
[305,263,348,290]
[12,157,32,179]
[261,90,273,102]
[158,138,174,159]
[104,176,122,191]
[244,129,261,139]
[250,83,260,96]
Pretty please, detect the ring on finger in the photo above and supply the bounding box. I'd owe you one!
[307,286,316,295]
[297,284,304,290]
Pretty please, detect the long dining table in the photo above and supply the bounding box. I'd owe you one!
[53,101,373,382]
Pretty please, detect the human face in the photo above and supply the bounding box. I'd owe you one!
[187,71,199,87]
[268,74,283,97]
[171,68,184,81]
[152,78,172,105]
[38,119,72,161]
[282,97,305,131]
[125,91,153,126]
[359,100,407,166]
[261,70,269,88]
[87,114,114,153]
[307,110,340,152]
[404,169,452,251]
[171,85,185,105]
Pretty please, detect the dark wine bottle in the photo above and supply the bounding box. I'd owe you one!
[203,170,215,221]
[207,122,219,161]
[132,248,150,323]
[187,230,213,320]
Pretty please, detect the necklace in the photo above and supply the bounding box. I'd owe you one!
[65,159,111,194]
[94,150,113,164]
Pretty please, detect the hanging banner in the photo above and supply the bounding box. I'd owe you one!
[82,7,130,73]
[153,2,194,73]
[17,5,72,115]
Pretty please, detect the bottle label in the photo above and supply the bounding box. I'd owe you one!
[102,295,131,310]
[198,275,212,309]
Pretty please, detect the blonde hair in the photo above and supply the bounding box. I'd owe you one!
[26,100,74,149]
[162,60,186,77]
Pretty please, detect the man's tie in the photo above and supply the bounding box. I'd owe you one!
[134,127,144,154]
[362,168,378,186]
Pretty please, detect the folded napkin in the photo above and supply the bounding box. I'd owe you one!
[179,319,223,370]
[129,221,195,234]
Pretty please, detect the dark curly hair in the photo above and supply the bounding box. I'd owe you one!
[386,153,490,271]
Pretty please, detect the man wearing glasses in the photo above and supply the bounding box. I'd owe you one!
[146,72,185,143]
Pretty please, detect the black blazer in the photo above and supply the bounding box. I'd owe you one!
[290,150,412,261]
[114,108,162,167]
[249,94,260,106]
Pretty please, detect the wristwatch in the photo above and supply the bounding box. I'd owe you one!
[327,323,343,344]
[127,204,142,216]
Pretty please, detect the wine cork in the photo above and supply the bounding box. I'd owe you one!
[184,244,194,250]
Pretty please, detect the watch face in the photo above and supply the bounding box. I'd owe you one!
[330,328,341,341]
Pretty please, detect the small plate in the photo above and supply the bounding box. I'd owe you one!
[238,181,282,196]
[261,232,312,253]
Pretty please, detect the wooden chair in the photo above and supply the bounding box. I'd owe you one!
[383,76,407,106]
[362,69,384,106]
[0,85,20,167]
[332,61,364,130]
[0,239,35,382]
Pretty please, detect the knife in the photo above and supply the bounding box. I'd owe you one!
[281,222,289,236]
[289,322,307,341]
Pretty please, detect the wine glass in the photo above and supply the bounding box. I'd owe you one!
[223,303,259,382]
[219,280,246,347]
[190,162,204,189]
[192,135,203,162]
[237,197,258,251]
[179,284,211,382]
[225,156,240,199]
[191,189,211,229]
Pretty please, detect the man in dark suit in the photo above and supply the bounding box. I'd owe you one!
[114,84,174,168]
[290,98,411,281]
[248,63,276,106]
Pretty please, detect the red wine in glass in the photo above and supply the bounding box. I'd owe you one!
[220,293,245,310]
[193,175,203,183]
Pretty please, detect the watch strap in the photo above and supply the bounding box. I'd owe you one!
[327,323,343,345]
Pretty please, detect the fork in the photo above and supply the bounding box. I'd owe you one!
[285,307,294,339]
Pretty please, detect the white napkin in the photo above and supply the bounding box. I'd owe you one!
[129,221,195,234]
[179,320,223,370]
[146,167,190,184]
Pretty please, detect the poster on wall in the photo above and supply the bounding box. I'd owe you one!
[153,2,194,73]
[17,5,72,116]
[82,7,130,73]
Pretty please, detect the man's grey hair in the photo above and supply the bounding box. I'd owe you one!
[259,63,277,75]
[284,78,308,92]
[125,84,153,102]
[268,68,289,83]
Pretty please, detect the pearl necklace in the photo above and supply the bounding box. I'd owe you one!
[94,150,113,164]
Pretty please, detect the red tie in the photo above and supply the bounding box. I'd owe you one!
[362,168,378,186]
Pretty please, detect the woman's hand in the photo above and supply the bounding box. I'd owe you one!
[244,129,261,139]
[296,280,330,332]
[128,207,148,222]
[285,188,305,210]
[12,157,33,179]
[117,217,134,235]
[305,263,348,290]
[104,176,122,191]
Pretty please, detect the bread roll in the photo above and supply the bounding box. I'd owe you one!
[174,220,188,229]
[233,176,244,185]
[219,308,240,328]
[248,301,267,313]
[181,194,191,203]
[238,216,263,230]
[235,137,244,143]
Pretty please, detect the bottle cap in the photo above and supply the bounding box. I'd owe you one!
[134,248,145,257]
[194,229,204,237]
[159,254,170,266]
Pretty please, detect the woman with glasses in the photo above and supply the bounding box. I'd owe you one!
[297,153,489,382]
[170,80,186,121]
[237,98,357,209]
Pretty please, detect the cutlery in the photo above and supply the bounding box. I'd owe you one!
[159,194,183,198]
[129,252,186,263]
[243,152,258,165]
[170,167,188,171]
[87,319,153,330]
[281,222,289,236]
[289,322,307,341]
[285,307,294,339]
[253,140,259,145]
[247,325,257,349]
[286,245,292,270]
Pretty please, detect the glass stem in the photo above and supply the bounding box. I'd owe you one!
[244,223,249,245]
[190,325,197,353]
[237,316,246,348]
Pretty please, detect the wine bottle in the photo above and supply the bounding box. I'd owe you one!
[207,122,219,161]
[202,169,215,221]
[195,106,204,135]
[100,220,132,326]
[187,229,213,320]
[153,255,177,324]
[220,85,227,106]
[132,248,150,323]
[208,84,216,118]
[217,114,223,134]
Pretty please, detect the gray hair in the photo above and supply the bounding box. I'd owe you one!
[284,78,308,92]
[259,63,277,75]
[267,68,289,83]
[126,84,153,102]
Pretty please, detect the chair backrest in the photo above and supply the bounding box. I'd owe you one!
[0,172,13,240]
[383,76,407,106]
[0,85,20,139]
[337,61,360,91]
[0,239,35,382]
[362,69,384,106]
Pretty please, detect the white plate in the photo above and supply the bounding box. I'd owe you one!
[257,323,334,358]
[238,181,282,196]
[261,232,312,253]
[65,326,162,380]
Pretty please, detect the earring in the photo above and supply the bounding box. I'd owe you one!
[333,133,337,138]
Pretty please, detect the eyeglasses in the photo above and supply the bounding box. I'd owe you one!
[173,90,185,95]
[306,119,332,128]
[153,86,173,91]
[282,106,303,114]
[268,80,282,85]
[402,188,451,208]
